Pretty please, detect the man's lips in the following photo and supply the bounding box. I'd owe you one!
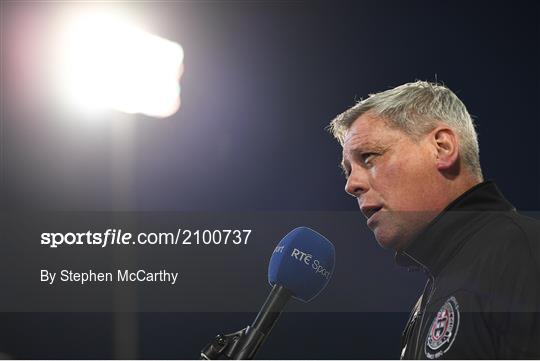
[360,205,383,222]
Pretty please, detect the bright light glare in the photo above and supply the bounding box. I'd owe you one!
[58,12,184,118]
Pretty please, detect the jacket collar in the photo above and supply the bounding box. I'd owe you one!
[395,181,515,276]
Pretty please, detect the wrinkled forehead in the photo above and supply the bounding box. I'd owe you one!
[342,115,390,152]
[342,133,382,154]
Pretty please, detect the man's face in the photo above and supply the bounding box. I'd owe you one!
[341,112,445,250]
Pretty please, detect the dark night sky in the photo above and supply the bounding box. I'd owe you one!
[2,0,539,212]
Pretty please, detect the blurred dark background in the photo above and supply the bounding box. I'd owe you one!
[1,0,538,359]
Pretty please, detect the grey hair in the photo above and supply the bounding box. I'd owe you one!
[328,81,483,180]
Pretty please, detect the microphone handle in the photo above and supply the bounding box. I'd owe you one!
[232,284,292,359]
[199,284,292,360]
[251,284,292,345]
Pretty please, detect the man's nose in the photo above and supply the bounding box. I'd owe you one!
[345,167,369,198]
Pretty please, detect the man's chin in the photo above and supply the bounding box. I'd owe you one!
[373,227,407,251]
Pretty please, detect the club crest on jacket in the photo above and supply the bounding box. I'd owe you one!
[425,296,460,359]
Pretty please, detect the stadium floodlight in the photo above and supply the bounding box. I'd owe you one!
[57,11,184,118]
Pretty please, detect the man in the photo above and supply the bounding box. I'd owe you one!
[328,81,539,359]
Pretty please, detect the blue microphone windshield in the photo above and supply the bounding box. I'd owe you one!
[268,227,335,302]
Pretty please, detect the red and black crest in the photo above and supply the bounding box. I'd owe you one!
[425,296,460,359]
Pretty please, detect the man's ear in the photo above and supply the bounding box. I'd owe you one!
[432,127,459,172]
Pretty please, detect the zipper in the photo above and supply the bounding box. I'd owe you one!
[402,250,436,359]
[414,275,436,358]
[400,294,423,359]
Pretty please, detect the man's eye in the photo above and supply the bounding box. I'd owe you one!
[361,153,377,165]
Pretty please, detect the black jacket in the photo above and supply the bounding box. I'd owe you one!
[397,181,540,359]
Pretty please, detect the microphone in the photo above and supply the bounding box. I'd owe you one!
[200,227,335,360]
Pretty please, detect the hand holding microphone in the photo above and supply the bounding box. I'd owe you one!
[200,227,335,360]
